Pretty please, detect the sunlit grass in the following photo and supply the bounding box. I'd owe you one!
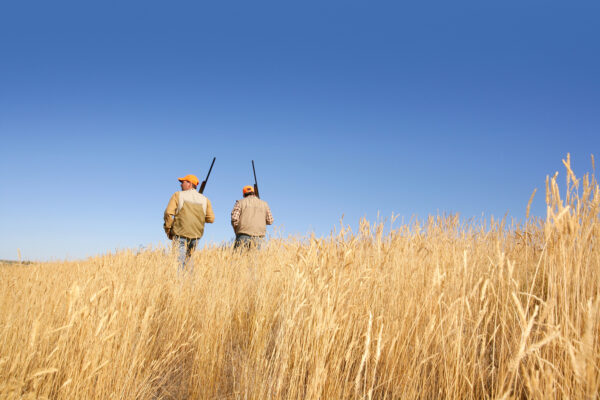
[1,155,598,399]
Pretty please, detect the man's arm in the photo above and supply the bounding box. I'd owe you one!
[205,198,215,223]
[265,203,274,225]
[231,200,241,228]
[163,192,179,238]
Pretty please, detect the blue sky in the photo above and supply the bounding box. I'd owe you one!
[1,1,599,261]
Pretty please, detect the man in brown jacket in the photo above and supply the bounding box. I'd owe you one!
[164,174,215,271]
[230,185,273,249]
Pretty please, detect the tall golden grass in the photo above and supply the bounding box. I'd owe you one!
[1,155,599,399]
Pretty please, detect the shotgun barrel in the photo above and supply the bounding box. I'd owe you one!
[252,160,260,198]
[199,157,216,194]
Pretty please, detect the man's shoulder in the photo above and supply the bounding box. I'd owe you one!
[241,196,261,203]
[182,189,204,197]
[250,196,270,208]
[186,190,210,203]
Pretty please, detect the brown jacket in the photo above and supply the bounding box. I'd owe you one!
[164,190,215,239]
[230,195,273,237]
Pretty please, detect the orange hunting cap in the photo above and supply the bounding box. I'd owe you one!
[178,174,199,186]
[243,185,254,195]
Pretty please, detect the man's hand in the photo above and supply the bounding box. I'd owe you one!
[164,224,174,240]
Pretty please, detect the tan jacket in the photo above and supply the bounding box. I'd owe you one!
[231,195,273,237]
[164,190,215,239]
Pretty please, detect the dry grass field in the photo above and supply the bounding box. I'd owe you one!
[1,156,599,399]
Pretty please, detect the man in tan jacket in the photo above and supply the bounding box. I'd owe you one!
[164,174,215,271]
[230,185,273,249]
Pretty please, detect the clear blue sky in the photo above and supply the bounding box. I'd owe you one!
[1,1,598,261]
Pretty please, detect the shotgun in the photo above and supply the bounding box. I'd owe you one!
[252,160,260,198]
[199,157,216,194]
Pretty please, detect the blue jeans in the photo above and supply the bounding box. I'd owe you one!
[174,236,198,273]
[234,234,264,250]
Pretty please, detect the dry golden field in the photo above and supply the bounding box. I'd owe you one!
[1,156,599,399]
